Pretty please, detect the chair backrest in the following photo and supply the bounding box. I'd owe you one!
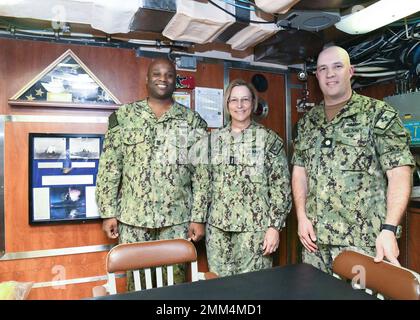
[332,250,420,300]
[104,239,199,295]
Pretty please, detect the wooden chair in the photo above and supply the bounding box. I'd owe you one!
[92,239,217,296]
[332,250,420,300]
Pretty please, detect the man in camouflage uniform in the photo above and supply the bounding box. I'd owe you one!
[292,46,414,274]
[96,58,210,287]
[206,79,291,277]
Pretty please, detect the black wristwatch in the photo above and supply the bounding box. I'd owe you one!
[380,223,399,235]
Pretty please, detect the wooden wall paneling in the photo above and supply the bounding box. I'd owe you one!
[0,251,109,299]
[137,56,151,100]
[408,211,420,273]
[399,211,408,268]
[2,120,117,299]
[4,122,114,252]
[30,280,102,300]
[27,277,126,300]
[404,207,420,273]
[0,38,141,116]
[0,40,6,115]
[194,62,225,89]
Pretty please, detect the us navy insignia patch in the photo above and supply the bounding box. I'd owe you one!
[269,139,283,156]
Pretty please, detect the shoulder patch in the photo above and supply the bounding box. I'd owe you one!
[108,112,119,129]
[269,138,283,156]
[375,110,396,131]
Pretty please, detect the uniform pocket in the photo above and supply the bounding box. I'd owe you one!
[122,130,147,164]
[335,129,371,171]
[122,129,146,145]
[334,129,372,194]
[294,135,317,168]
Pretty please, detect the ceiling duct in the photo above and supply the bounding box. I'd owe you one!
[130,0,176,33]
[162,0,235,44]
[217,2,250,43]
[254,29,324,65]
[276,10,341,32]
[216,2,279,51]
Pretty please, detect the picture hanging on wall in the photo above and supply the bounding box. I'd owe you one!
[9,49,121,110]
[29,133,104,225]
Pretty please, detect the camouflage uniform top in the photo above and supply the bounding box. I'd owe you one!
[95,99,210,228]
[292,92,414,247]
[208,121,292,232]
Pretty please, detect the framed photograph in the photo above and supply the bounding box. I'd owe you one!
[29,133,104,225]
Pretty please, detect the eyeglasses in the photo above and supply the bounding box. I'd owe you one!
[228,97,252,106]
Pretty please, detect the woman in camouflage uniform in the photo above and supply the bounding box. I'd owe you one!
[206,79,291,277]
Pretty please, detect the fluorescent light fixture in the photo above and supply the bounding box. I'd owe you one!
[335,0,420,34]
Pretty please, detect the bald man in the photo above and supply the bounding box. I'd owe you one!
[96,58,209,287]
[291,46,414,274]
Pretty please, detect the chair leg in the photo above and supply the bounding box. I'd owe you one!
[156,267,163,288]
[167,266,174,286]
[191,261,199,282]
[133,270,142,291]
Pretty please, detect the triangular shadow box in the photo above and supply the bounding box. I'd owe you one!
[9,49,121,110]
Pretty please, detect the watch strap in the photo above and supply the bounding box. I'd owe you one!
[380,223,398,234]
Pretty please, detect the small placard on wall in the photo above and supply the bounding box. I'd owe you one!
[194,87,224,128]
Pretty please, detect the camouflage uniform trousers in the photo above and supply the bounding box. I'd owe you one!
[302,244,376,275]
[206,224,272,277]
[118,221,189,291]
